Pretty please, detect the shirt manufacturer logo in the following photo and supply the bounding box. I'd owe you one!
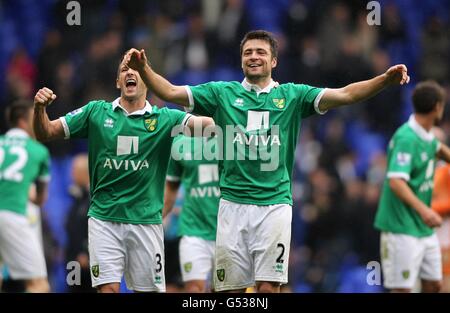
[104,118,114,128]
[233,98,244,107]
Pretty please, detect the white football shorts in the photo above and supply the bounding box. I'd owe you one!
[214,199,292,292]
[88,217,166,292]
[380,232,442,289]
[0,210,47,280]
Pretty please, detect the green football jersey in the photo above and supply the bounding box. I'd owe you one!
[61,98,189,224]
[167,135,219,240]
[375,115,440,237]
[0,129,50,215]
[187,80,325,205]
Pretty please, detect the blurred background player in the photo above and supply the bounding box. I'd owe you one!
[162,196,183,293]
[0,184,45,293]
[0,100,50,292]
[163,135,219,292]
[375,81,449,293]
[65,153,95,292]
[125,29,410,293]
[32,53,213,293]
[431,127,450,293]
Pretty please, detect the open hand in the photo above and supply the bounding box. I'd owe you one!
[420,209,443,228]
[125,48,148,72]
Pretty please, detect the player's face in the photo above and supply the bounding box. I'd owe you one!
[241,39,277,81]
[116,62,147,100]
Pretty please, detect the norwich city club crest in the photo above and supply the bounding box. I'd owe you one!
[273,98,285,109]
[184,262,192,273]
[402,270,410,280]
[144,118,157,132]
[91,265,99,278]
[216,269,225,282]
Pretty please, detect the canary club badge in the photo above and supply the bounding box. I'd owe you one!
[144,118,157,132]
[273,98,285,109]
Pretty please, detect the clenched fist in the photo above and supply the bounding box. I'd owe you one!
[34,87,57,108]
[385,64,410,86]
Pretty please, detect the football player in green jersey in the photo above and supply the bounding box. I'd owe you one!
[375,81,450,293]
[33,53,214,293]
[0,100,50,292]
[125,30,410,293]
[163,135,219,292]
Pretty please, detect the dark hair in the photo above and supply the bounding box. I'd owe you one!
[5,100,33,127]
[240,30,278,58]
[412,81,446,114]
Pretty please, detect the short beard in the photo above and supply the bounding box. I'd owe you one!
[122,92,141,103]
[244,71,268,83]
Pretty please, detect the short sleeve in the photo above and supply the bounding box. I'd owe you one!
[434,137,441,153]
[186,82,222,117]
[60,101,97,139]
[166,157,183,182]
[168,108,190,127]
[386,138,415,181]
[37,148,50,183]
[293,84,325,118]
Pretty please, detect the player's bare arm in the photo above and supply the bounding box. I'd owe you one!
[436,143,450,163]
[34,181,49,208]
[389,178,442,227]
[33,87,65,141]
[163,180,181,219]
[319,64,410,111]
[125,48,190,107]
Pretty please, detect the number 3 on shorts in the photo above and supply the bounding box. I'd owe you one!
[155,253,162,273]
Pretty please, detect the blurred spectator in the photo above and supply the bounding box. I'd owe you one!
[37,30,66,89]
[419,16,449,84]
[365,49,402,135]
[5,48,37,102]
[65,154,94,292]
[44,60,79,157]
[212,0,249,67]
[318,2,351,71]
[379,3,406,45]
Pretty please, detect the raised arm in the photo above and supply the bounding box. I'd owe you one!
[33,87,65,142]
[125,49,190,107]
[319,64,410,111]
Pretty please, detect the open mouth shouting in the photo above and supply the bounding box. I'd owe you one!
[125,77,137,92]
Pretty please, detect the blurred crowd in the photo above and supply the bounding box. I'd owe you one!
[0,0,449,292]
